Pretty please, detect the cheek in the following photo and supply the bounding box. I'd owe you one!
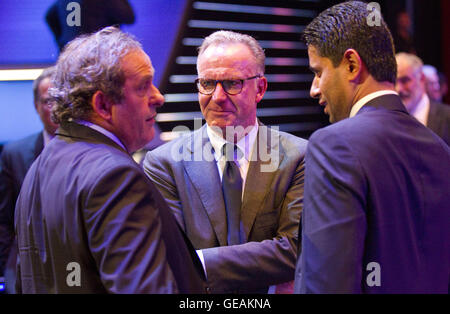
[198,94,210,111]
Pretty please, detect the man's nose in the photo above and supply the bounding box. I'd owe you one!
[310,77,320,99]
[212,82,228,103]
[150,85,164,108]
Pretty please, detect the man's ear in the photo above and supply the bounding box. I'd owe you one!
[255,76,268,103]
[343,49,363,82]
[91,90,113,121]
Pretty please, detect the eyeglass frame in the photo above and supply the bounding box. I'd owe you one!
[195,75,262,95]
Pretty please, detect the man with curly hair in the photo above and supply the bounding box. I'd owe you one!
[14,27,207,294]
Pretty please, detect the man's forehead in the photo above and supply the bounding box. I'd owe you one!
[122,49,154,77]
[198,44,258,75]
[307,45,325,69]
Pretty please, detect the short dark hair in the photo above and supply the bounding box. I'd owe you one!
[302,1,396,84]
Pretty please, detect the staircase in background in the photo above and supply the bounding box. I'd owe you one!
[156,0,328,141]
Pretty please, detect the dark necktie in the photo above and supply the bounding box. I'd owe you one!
[222,143,242,245]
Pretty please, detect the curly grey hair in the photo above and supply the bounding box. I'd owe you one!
[197,30,265,75]
[50,26,143,123]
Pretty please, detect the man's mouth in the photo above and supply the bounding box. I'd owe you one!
[319,101,328,114]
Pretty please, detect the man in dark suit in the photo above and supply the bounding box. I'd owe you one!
[144,30,307,293]
[294,1,449,293]
[0,67,58,292]
[14,27,206,293]
[396,53,450,145]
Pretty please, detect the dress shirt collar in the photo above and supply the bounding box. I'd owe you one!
[349,90,399,118]
[207,121,259,162]
[76,120,127,152]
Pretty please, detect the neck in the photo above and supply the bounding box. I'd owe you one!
[350,76,395,107]
[212,121,257,143]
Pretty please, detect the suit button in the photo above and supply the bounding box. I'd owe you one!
[205,286,211,294]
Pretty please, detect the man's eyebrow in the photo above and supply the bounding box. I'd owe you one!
[139,74,153,83]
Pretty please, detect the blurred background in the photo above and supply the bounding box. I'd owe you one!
[0,0,448,150]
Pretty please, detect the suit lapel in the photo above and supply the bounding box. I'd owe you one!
[241,125,285,241]
[183,126,228,246]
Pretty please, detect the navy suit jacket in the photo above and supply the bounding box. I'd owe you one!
[0,132,43,276]
[15,122,206,293]
[295,94,450,293]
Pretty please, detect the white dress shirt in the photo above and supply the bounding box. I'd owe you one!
[408,94,430,126]
[207,122,259,198]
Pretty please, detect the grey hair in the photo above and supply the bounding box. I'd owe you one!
[197,30,265,74]
[396,52,423,73]
[50,26,142,124]
[33,66,56,104]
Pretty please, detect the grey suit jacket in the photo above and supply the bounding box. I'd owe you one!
[144,124,307,293]
[0,132,43,276]
[15,122,207,293]
[427,101,450,145]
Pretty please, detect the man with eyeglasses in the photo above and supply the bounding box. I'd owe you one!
[0,67,58,293]
[144,30,307,293]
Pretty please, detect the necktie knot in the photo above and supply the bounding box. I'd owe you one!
[222,143,242,162]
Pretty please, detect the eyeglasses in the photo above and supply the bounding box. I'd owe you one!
[195,75,261,95]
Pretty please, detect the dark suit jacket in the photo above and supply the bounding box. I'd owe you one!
[14,122,206,293]
[144,124,307,293]
[295,95,450,293]
[427,101,450,145]
[0,132,43,276]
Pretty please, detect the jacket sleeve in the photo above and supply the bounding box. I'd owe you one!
[202,158,304,292]
[82,165,178,293]
[296,129,367,294]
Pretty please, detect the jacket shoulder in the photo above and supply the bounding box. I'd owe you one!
[2,132,41,155]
